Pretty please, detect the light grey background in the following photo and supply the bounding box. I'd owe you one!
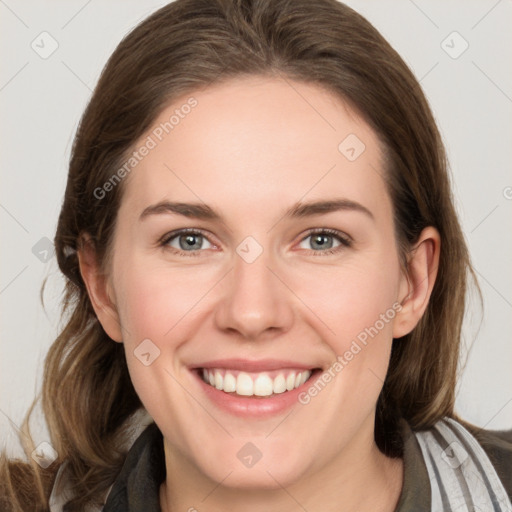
[1,0,511,454]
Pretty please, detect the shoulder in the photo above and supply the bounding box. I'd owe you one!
[413,416,512,511]
[462,419,512,499]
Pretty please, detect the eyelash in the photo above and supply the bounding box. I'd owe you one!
[158,228,352,258]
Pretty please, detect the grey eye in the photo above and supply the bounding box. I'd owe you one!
[166,232,213,251]
[298,232,342,251]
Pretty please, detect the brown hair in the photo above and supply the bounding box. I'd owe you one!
[0,0,477,509]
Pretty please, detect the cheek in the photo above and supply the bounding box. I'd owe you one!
[114,259,216,344]
[113,262,208,422]
[285,255,401,407]
[289,258,400,344]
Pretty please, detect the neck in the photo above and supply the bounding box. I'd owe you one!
[159,424,403,512]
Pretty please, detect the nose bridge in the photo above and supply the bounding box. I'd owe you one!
[214,234,293,339]
[232,234,280,311]
[234,237,274,291]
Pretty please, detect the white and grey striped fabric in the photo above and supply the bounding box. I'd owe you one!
[415,417,512,512]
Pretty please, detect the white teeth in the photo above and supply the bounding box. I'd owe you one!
[214,370,223,390]
[273,374,287,394]
[236,372,254,396]
[201,369,313,396]
[286,373,296,391]
[254,374,274,396]
[223,372,237,392]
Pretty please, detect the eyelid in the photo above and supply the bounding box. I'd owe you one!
[301,227,353,245]
[158,227,217,248]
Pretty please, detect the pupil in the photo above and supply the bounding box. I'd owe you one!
[313,234,332,249]
[181,234,200,250]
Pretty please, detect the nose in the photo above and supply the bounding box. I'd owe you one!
[214,243,294,341]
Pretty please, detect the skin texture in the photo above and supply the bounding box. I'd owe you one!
[79,76,440,512]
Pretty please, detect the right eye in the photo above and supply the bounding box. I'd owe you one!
[160,228,215,257]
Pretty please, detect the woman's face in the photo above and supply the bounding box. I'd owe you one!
[99,76,413,488]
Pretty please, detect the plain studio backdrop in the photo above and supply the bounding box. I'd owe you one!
[1,0,511,456]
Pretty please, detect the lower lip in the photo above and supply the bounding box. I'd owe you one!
[191,369,321,418]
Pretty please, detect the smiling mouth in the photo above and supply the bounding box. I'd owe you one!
[197,368,319,397]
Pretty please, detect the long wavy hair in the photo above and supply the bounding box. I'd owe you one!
[0,0,478,509]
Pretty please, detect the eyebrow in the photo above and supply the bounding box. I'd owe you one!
[139,198,374,222]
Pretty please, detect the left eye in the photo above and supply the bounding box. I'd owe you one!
[298,230,349,252]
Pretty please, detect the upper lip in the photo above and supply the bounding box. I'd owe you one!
[191,358,320,372]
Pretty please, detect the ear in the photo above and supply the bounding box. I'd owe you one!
[77,234,123,342]
[393,226,441,338]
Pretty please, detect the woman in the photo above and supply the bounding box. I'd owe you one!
[1,0,511,511]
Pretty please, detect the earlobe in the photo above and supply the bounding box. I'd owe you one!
[77,234,123,343]
[393,227,441,339]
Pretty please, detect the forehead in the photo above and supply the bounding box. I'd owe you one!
[120,76,389,223]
